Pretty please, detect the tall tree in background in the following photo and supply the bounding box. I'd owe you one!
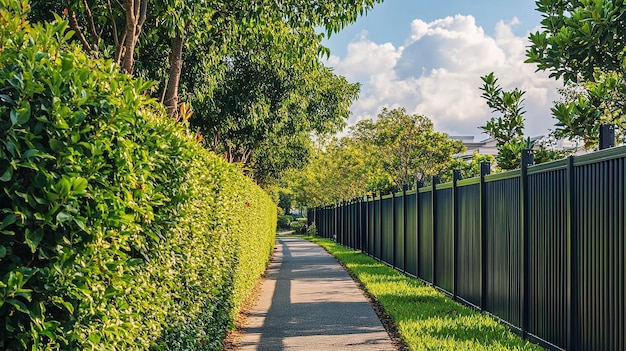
[364,107,464,186]
[28,0,372,184]
[29,0,383,118]
[289,108,465,208]
[198,54,359,185]
[526,0,626,147]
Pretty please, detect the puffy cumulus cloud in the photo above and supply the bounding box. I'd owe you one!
[327,15,562,139]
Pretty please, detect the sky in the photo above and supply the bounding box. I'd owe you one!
[323,0,564,140]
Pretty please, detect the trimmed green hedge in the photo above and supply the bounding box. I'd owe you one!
[0,2,276,350]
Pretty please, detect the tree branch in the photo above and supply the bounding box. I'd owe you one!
[115,31,127,64]
[106,0,119,48]
[81,0,100,49]
[68,8,92,52]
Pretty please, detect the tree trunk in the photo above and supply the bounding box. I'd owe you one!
[120,0,147,74]
[164,35,184,119]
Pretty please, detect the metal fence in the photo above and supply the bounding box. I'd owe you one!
[308,146,626,351]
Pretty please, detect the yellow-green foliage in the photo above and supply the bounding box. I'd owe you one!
[0,1,276,350]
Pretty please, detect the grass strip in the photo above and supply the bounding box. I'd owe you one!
[307,236,544,351]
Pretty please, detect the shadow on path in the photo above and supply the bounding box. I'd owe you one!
[238,237,394,350]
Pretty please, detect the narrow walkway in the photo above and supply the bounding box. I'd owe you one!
[237,237,395,351]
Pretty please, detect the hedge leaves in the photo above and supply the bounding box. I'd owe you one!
[0,1,276,349]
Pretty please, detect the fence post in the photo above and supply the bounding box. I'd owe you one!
[364,196,368,253]
[452,170,462,300]
[432,176,440,286]
[392,190,396,268]
[402,184,408,273]
[599,123,615,150]
[521,149,534,339]
[567,156,579,351]
[480,162,491,311]
[379,191,384,260]
[333,200,339,242]
[416,180,423,279]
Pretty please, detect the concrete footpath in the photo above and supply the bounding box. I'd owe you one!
[237,237,396,351]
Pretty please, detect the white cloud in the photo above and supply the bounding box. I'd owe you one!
[326,14,562,139]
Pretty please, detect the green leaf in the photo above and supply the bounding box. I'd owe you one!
[71,177,88,196]
[1,214,17,230]
[0,246,6,258]
[6,298,29,314]
[0,167,12,182]
[25,228,44,252]
[16,102,30,125]
[10,108,19,125]
[0,94,16,106]
[56,211,73,223]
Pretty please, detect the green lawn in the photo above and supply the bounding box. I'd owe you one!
[306,236,544,351]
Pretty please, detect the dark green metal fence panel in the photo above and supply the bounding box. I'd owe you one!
[312,145,626,351]
[395,194,405,271]
[368,199,375,256]
[405,192,418,276]
[485,177,522,329]
[435,187,454,294]
[382,196,394,264]
[375,197,382,259]
[456,183,482,308]
[575,157,625,351]
[418,190,434,283]
[527,168,569,349]
[359,200,367,251]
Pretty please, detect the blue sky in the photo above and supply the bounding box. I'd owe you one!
[322,0,562,139]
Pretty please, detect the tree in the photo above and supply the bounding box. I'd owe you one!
[30,0,383,118]
[479,72,566,170]
[364,107,465,186]
[442,152,495,182]
[289,138,375,208]
[526,0,626,83]
[479,72,533,170]
[526,0,626,147]
[289,108,466,207]
[196,54,359,185]
[278,190,293,215]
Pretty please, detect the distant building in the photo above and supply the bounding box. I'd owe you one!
[450,135,589,162]
[450,136,497,161]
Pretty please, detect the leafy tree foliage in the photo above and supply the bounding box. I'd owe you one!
[28,0,379,113]
[357,107,464,186]
[28,0,376,185]
[289,137,376,208]
[278,190,293,215]
[196,54,359,185]
[442,152,495,182]
[526,0,626,147]
[480,73,566,170]
[479,72,529,170]
[289,108,464,207]
[526,0,626,83]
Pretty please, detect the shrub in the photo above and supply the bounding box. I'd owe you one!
[277,215,292,229]
[306,222,318,237]
[0,2,276,349]
[289,221,304,231]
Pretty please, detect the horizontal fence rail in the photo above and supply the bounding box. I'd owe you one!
[308,145,626,351]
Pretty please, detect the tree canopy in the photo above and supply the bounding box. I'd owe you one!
[526,0,626,147]
[28,0,374,184]
[289,108,465,207]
